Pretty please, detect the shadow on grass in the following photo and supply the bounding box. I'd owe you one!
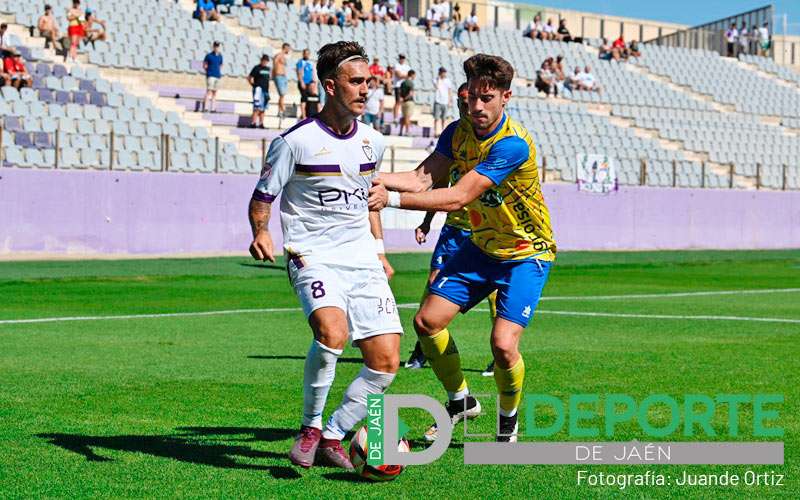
[37,426,301,479]
[247,355,363,364]
[238,262,285,271]
[321,471,373,483]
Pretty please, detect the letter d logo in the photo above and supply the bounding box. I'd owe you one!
[382,395,452,465]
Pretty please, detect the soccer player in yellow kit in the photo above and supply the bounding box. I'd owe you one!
[369,54,556,442]
[405,83,497,377]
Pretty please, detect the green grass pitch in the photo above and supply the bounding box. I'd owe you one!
[0,250,798,498]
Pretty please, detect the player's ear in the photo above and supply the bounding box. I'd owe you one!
[323,77,336,97]
[502,88,512,105]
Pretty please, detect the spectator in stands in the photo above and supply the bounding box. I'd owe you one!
[758,22,770,56]
[611,35,627,61]
[382,63,394,94]
[398,69,416,136]
[352,0,368,22]
[321,0,337,26]
[272,43,290,118]
[421,0,441,36]
[37,5,61,51]
[195,0,221,25]
[438,1,451,28]
[464,8,479,32]
[598,37,612,60]
[83,10,107,49]
[557,19,577,43]
[304,80,321,117]
[628,39,641,59]
[0,23,9,54]
[564,66,581,92]
[535,58,557,97]
[387,0,403,22]
[203,41,223,113]
[4,49,32,89]
[738,22,749,55]
[343,2,360,27]
[244,0,269,12]
[725,23,738,57]
[553,55,566,81]
[523,14,544,40]
[363,76,384,130]
[542,18,556,40]
[296,48,315,119]
[392,54,410,122]
[66,0,85,62]
[371,1,388,23]
[451,4,465,50]
[577,65,599,92]
[215,0,235,15]
[432,67,453,137]
[369,57,385,77]
[248,54,271,128]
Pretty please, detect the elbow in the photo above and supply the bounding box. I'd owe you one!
[445,192,471,212]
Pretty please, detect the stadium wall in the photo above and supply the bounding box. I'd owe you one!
[1,169,798,257]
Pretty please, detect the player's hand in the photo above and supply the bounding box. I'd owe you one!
[379,253,395,280]
[249,231,275,263]
[415,224,430,244]
[368,178,388,211]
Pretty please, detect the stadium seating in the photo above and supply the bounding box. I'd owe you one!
[1,1,798,189]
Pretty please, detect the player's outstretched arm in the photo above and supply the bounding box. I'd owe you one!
[415,175,448,244]
[369,170,493,213]
[378,151,452,193]
[248,198,275,262]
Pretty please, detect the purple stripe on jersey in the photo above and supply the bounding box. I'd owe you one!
[296,164,342,173]
[314,117,358,140]
[359,162,376,172]
[286,250,305,269]
[280,117,315,138]
[252,190,276,203]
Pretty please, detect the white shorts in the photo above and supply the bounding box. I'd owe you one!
[206,76,220,91]
[289,263,403,344]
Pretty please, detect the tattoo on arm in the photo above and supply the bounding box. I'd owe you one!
[248,198,271,237]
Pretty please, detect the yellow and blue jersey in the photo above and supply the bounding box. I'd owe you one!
[434,114,556,262]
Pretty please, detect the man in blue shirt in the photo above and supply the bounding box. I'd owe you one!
[194,0,220,24]
[295,48,316,119]
[203,41,223,113]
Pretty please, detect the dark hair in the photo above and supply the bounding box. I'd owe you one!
[464,54,514,90]
[407,69,416,77]
[316,41,368,80]
[261,54,270,61]
[44,4,52,11]
[282,42,290,49]
[457,82,468,93]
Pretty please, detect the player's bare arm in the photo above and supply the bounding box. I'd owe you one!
[369,169,493,213]
[415,174,449,244]
[376,150,452,193]
[248,198,274,262]
[369,211,394,279]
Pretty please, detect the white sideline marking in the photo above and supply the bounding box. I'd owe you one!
[1,299,798,325]
[539,288,800,301]
[473,309,800,325]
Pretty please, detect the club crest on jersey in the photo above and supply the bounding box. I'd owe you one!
[362,145,374,161]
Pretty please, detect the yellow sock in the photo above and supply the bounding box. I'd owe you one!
[418,328,467,398]
[494,357,525,416]
[487,291,498,321]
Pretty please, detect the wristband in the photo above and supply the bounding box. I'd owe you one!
[375,239,385,254]
[387,191,401,208]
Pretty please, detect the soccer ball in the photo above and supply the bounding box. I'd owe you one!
[349,425,410,482]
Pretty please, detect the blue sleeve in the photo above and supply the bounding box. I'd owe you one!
[474,136,530,185]
[203,54,209,64]
[434,120,459,159]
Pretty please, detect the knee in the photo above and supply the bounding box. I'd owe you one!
[413,311,442,337]
[367,350,400,374]
[491,336,520,368]
[314,323,348,351]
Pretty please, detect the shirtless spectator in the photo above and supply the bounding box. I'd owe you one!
[553,55,566,81]
[83,10,107,48]
[272,42,290,117]
[535,58,557,96]
[37,5,61,51]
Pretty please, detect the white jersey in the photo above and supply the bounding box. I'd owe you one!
[253,117,386,269]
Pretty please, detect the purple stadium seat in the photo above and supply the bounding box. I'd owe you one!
[90,92,106,106]
[4,116,23,132]
[79,79,95,92]
[15,46,32,60]
[15,132,34,148]
[34,132,53,149]
[55,91,71,104]
[38,88,55,103]
[35,63,50,76]
[72,91,89,105]
[32,75,46,89]
[52,64,67,78]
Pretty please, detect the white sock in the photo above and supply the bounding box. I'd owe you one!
[449,388,469,401]
[301,340,342,429]
[322,366,396,440]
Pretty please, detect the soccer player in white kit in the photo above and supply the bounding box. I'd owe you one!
[247,41,403,470]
